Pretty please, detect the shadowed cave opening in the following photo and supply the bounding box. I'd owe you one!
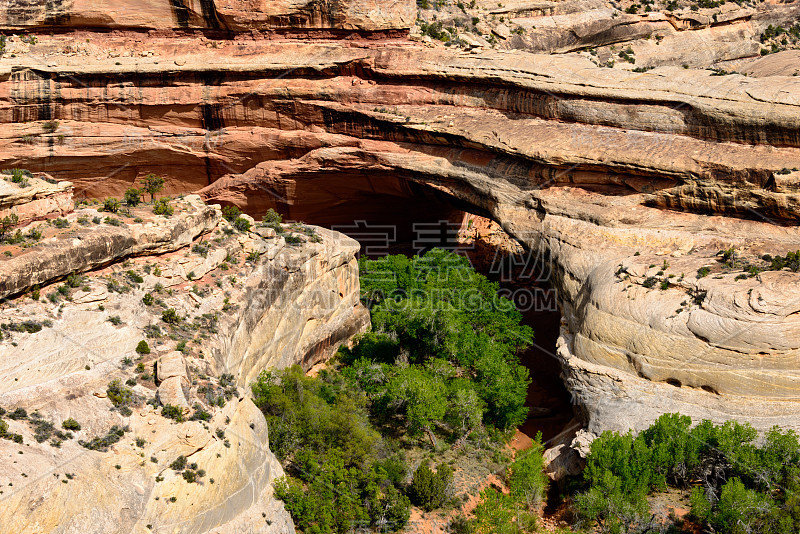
[230,176,574,444]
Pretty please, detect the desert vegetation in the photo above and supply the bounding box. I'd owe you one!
[254,250,543,533]
[573,413,800,534]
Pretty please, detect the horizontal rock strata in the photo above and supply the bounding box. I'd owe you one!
[0,0,416,32]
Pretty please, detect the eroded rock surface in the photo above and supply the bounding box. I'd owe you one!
[0,172,73,226]
[0,196,367,533]
[416,0,800,71]
[0,0,416,32]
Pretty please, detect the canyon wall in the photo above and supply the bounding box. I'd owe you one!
[0,0,416,32]
[417,0,800,71]
[0,192,367,533]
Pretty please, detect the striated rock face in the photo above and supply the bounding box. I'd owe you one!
[419,0,800,70]
[0,195,219,299]
[0,0,416,32]
[0,172,73,226]
[0,18,799,479]
[0,196,367,533]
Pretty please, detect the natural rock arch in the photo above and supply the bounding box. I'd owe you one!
[1,41,800,435]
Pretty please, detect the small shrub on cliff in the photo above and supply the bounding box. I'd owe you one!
[30,419,56,443]
[79,425,128,451]
[124,188,143,207]
[107,379,135,413]
[1,320,44,334]
[642,276,657,288]
[221,205,241,223]
[170,455,187,471]
[5,168,31,187]
[284,234,305,246]
[161,308,180,324]
[233,216,251,233]
[8,407,27,420]
[152,197,174,217]
[52,218,69,229]
[0,213,19,239]
[191,243,208,257]
[22,229,41,244]
[141,174,164,201]
[768,250,800,272]
[42,120,59,134]
[189,404,211,422]
[408,463,454,512]
[102,197,121,213]
[135,340,151,355]
[161,405,185,423]
[262,208,282,225]
[142,293,154,306]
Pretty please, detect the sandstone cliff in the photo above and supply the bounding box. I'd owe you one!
[0,0,416,32]
[417,0,800,70]
[0,195,367,533]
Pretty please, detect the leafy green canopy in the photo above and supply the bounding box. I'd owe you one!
[275,449,410,534]
[252,366,381,466]
[252,367,410,533]
[252,250,541,533]
[360,250,532,367]
[352,250,533,430]
[576,413,800,534]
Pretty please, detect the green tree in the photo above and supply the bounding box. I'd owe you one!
[252,366,381,466]
[102,197,120,213]
[222,205,241,223]
[263,208,282,224]
[509,441,549,509]
[358,249,533,430]
[62,418,81,431]
[446,379,484,439]
[407,462,453,511]
[640,412,699,488]
[275,449,409,534]
[124,188,143,207]
[0,213,19,240]
[141,173,164,201]
[255,367,409,533]
[470,487,519,534]
[384,366,447,447]
[473,351,530,429]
